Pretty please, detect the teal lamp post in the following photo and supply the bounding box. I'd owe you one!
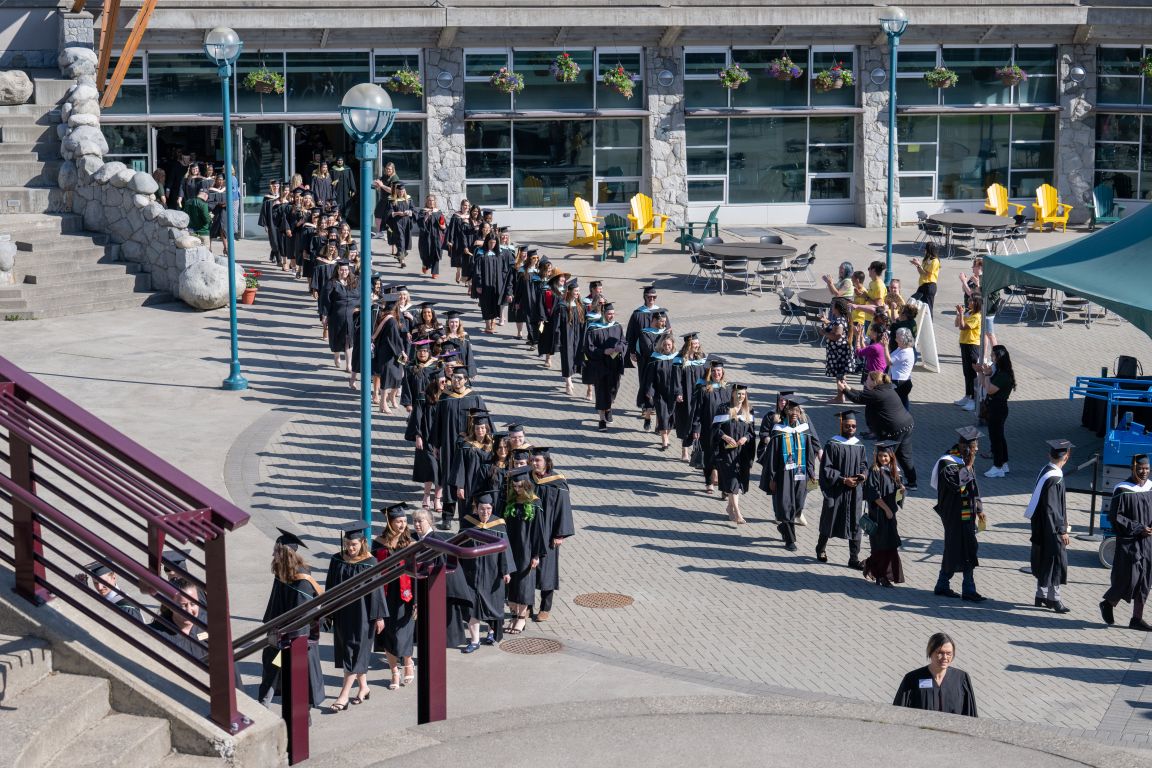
[340,83,397,530]
[879,6,908,282]
[203,26,248,391]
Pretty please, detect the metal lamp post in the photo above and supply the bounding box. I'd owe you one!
[203,26,248,391]
[879,6,908,282]
[340,83,398,530]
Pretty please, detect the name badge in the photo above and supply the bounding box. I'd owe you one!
[918,679,933,689]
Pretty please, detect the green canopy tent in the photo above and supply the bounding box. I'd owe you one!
[982,206,1152,340]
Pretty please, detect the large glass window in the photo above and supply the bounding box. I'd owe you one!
[236,52,285,114]
[1097,47,1148,106]
[464,49,643,112]
[897,46,1057,106]
[686,116,855,204]
[285,51,370,113]
[381,121,425,204]
[101,124,149,171]
[1095,113,1152,200]
[464,119,640,207]
[896,114,1055,200]
[103,55,146,115]
[373,52,424,112]
[512,50,594,111]
[684,47,857,109]
[147,53,218,114]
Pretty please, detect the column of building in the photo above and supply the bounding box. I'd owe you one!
[855,44,894,228]
[1055,44,1096,224]
[424,48,467,210]
[645,46,688,225]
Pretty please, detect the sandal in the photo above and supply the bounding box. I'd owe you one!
[402,662,415,686]
[330,700,348,712]
[388,668,401,690]
[506,617,527,635]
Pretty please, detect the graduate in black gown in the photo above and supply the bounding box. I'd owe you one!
[83,561,143,622]
[537,271,567,366]
[459,492,510,653]
[711,385,756,525]
[452,409,495,525]
[372,503,418,690]
[329,157,357,223]
[553,280,586,395]
[325,261,357,372]
[371,295,407,413]
[310,244,339,335]
[1100,454,1152,630]
[256,528,325,710]
[625,285,667,370]
[257,180,282,263]
[893,632,978,717]
[310,163,333,204]
[510,250,542,341]
[639,331,680,448]
[691,358,731,491]
[472,233,509,334]
[759,397,818,552]
[816,410,867,568]
[387,182,415,268]
[324,528,386,712]
[861,441,905,586]
[503,465,547,635]
[530,447,575,622]
[432,369,487,528]
[407,369,446,511]
[410,509,469,648]
[933,426,986,602]
[442,311,477,381]
[417,194,447,278]
[1027,440,1073,612]
[673,333,708,463]
[584,302,627,431]
[444,200,472,282]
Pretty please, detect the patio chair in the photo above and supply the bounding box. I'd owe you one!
[719,257,750,296]
[691,241,722,289]
[983,183,1026,218]
[675,206,720,252]
[948,226,976,259]
[786,244,817,288]
[777,288,808,338]
[800,304,826,346]
[1007,225,1030,252]
[568,196,605,247]
[756,256,786,296]
[914,211,929,245]
[1022,285,1055,324]
[981,226,1010,255]
[1031,184,1073,232]
[601,213,641,262]
[1056,292,1097,329]
[759,234,784,245]
[1087,184,1125,231]
[628,192,671,244]
[922,222,947,251]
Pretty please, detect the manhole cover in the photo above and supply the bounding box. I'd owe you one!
[499,637,563,655]
[573,592,634,609]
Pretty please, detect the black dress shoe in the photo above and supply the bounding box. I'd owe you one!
[642,417,652,431]
[961,592,987,603]
[785,543,798,552]
[934,588,961,598]
[1034,597,1046,607]
[1129,617,1152,632]
[1100,600,1115,625]
[605,411,614,423]
[598,419,607,431]
[1049,602,1071,614]
[847,559,862,571]
[816,551,828,563]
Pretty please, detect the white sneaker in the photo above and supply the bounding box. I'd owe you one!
[962,399,976,412]
[1000,463,1009,474]
[954,396,971,406]
[984,466,1005,478]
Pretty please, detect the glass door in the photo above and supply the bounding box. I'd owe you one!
[239,123,288,237]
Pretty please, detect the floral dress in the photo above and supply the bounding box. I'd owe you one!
[824,316,854,380]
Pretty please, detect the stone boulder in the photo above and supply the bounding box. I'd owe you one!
[156,209,189,229]
[0,70,34,105]
[177,259,244,310]
[91,160,126,184]
[57,160,78,191]
[0,239,16,286]
[129,172,159,195]
[59,47,98,80]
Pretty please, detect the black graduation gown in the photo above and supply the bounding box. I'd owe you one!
[329,163,357,219]
[635,327,671,364]
[532,472,575,592]
[583,321,626,411]
[326,281,357,352]
[638,353,680,431]
[258,194,281,259]
[472,251,504,321]
[371,315,406,388]
[274,201,292,259]
[388,198,414,253]
[372,542,417,658]
[445,214,470,269]
[863,466,903,551]
[459,518,509,622]
[691,383,731,480]
[310,259,336,319]
[504,501,548,605]
[1105,481,1152,602]
[431,391,486,490]
[311,175,334,204]
[405,395,439,484]
[674,358,707,445]
[257,575,325,708]
[555,303,586,379]
[373,173,398,219]
[1029,469,1068,589]
[711,414,756,494]
[323,554,387,675]
[351,303,381,376]
[893,666,978,717]
[510,269,538,324]
[538,290,563,356]
[624,305,667,369]
[759,423,817,522]
[418,208,447,273]
[452,441,493,509]
[445,334,477,380]
[935,463,982,576]
[818,437,867,540]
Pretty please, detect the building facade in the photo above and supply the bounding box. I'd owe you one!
[15,1,1151,233]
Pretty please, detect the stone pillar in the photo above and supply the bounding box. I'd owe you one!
[1056,44,1095,224]
[646,47,687,224]
[425,48,467,210]
[856,45,894,228]
[59,11,95,50]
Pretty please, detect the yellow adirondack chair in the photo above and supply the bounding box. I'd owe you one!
[627,193,671,244]
[1031,184,1072,232]
[568,196,604,247]
[983,183,1024,217]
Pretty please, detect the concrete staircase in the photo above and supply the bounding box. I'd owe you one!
[0,72,172,318]
[0,634,222,768]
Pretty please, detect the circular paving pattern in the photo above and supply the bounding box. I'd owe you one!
[574,592,635,609]
[499,636,564,655]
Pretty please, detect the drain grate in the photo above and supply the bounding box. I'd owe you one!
[574,592,634,609]
[499,636,564,655]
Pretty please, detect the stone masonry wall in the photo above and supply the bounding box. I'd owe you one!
[425,48,467,210]
[1056,44,1095,224]
[646,47,687,225]
[856,45,894,228]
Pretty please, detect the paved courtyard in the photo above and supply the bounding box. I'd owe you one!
[3,221,1151,759]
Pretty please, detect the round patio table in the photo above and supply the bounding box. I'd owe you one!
[797,289,833,308]
[927,213,1013,230]
[701,243,798,261]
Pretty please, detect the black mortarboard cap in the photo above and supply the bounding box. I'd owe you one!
[336,259,350,266]
[681,331,699,340]
[874,440,898,449]
[393,285,409,292]
[473,491,495,506]
[838,409,858,420]
[732,383,748,391]
[589,280,603,290]
[955,426,983,444]
[783,395,808,407]
[507,465,533,480]
[162,548,189,569]
[602,302,615,311]
[381,501,411,520]
[1135,454,1150,465]
[651,309,668,319]
[491,432,507,442]
[343,528,366,541]
[85,561,111,577]
[443,309,465,319]
[1047,439,1075,456]
[710,356,726,366]
[439,339,461,350]
[275,527,307,550]
[531,446,550,456]
[643,285,658,296]
[482,208,494,216]
[497,225,510,233]
[505,422,525,432]
[512,448,532,460]
[418,301,436,310]
[527,248,539,256]
[371,272,383,282]
[380,293,401,305]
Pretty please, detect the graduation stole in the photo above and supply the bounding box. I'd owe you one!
[1116,479,1152,493]
[446,388,472,398]
[829,435,860,445]
[930,452,964,490]
[533,473,566,485]
[290,573,325,598]
[1024,465,1063,520]
[463,515,506,530]
[651,352,676,361]
[677,356,707,367]
[504,501,538,522]
[587,320,617,330]
[775,423,809,471]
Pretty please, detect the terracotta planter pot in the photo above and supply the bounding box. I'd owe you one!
[241,287,258,305]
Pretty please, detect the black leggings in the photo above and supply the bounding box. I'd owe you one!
[960,343,980,398]
[986,399,1009,467]
[912,281,937,314]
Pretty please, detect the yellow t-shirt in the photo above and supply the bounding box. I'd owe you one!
[866,278,887,306]
[850,288,868,325]
[919,258,940,286]
[959,311,982,345]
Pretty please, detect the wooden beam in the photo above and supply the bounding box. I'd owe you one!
[770,26,786,45]
[437,26,457,48]
[95,0,122,94]
[552,26,566,47]
[1074,24,1093,44]
[319,28,330,48]
[977,26,997,44]
[100,0,156,110]
[659,25,681,48]
[70,0,88,13]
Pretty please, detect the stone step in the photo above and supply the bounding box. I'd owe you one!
[0,143,61,162]
[0,124,60,144]
[0,634,54,703]
[0,272,148,301]
[0,213,84,235]
[0,160,62,187]
[0,104,63,119]
[0,291,174,320]
[43,713,172,768]
[33,77,77,107]
[0,187,67,215]
[14,241,108,261]
[16,260,140,283]
[155,756,228,768]
[0,672,111,768]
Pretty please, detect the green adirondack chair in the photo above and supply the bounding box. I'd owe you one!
[601,213,641,262]
[1088,184,1125,231]
[675,206,720,252]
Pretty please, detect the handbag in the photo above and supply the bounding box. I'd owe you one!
[858,512,878,536]
[689,442,703,469]
[978,397,989,421]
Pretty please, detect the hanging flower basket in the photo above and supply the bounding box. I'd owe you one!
[550,52,581,83]
[385,67,424,98]
[243,68,285,95]
[600,65,635,99]
[768,56,804,82]
[490,67,525,94]
[995,64,1028,87]
[1140,55,1152,78]
[923,67,959,89]
[814,64,854,93]
[719,64,751,90]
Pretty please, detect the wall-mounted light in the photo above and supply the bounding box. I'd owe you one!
[870,67,887,85]
[656,69,675,87]
[436,70,455,89]
[1067,65,1087,84]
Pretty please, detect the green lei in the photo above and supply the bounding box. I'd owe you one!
[504,500,538,522]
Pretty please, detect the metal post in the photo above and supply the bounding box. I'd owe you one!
[416,563,447,724]
[356,140,377,532]
[220,64,248,392]
[884,32,900,282]
[5,383,49,604]
[204,534,247,734]
[282,634,310,765]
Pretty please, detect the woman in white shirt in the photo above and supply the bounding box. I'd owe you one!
[887,327,915,411]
